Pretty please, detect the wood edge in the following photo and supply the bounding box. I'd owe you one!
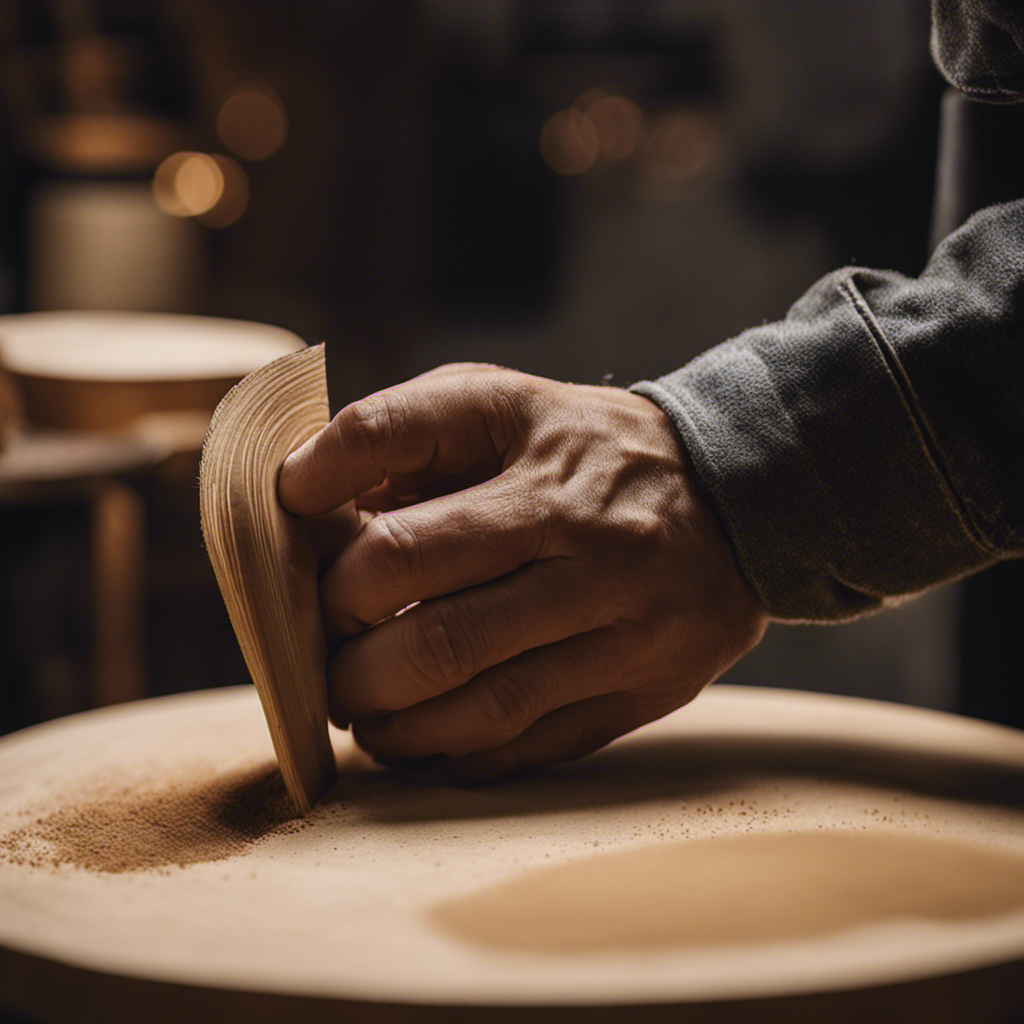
[200,345,336,815]
[2,942,1022,1024]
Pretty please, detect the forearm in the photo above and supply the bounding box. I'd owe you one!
[632,199,1024,621]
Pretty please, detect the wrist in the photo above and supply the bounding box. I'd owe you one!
[629,387,769,634]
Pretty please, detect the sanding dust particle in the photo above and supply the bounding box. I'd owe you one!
[0,761,305,874]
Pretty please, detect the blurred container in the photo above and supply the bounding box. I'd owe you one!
[22,113,203,313]
[28,179,205,313]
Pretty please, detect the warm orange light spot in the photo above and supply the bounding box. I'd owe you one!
[539,110,600,176]
[586,95,644,162]
[641,113,715,182]
[153,152,225,217]
[198,156,249,228]
[572,87,610,114]
[153,152,249,227]
[217,85,288,161]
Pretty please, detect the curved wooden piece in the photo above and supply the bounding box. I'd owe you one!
[200,345,336,813]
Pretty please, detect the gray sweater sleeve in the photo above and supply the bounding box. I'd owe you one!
[931,0,1024,103]
[631,200,1024,622]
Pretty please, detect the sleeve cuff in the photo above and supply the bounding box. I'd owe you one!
[630,269,995,622]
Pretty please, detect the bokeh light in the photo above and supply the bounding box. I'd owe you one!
[641,113,715,182]
[153,152,249,227]
[153,152,224,217]
[539,109,600,176]
[585,95,644,162]
[198,155,249,228]
[216,84,288,161]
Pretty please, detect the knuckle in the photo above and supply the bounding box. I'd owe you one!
[364,514,423,583]
[475,670,535,737]
[342,393,399,458]
[408,605,473,689]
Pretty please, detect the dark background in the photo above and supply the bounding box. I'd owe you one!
[0,0,1019,737]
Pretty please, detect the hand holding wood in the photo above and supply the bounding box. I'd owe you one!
[201,345,362,813]
[278,364,768,780]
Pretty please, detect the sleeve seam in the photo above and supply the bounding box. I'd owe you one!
[838,275,1001,556]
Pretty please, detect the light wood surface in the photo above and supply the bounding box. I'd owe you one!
[0,312,304,431]
[0,684,1022,1023]
[200,345,338,813]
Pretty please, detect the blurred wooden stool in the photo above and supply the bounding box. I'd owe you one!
[0,429,169,707]
[0,312,305,711]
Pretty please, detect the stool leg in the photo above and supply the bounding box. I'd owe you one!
[91,482,147,706]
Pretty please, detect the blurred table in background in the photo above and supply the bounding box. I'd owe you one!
[0,429,168,710]
[0,312,304,731]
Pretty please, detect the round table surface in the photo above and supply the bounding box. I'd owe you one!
[1,685,1023,1022]
[0,311,304,383]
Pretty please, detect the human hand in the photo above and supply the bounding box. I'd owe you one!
[278,364,767,780]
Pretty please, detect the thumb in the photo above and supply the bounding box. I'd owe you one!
[277,371,518,516]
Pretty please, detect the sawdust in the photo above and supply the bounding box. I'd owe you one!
[0,760,306,873]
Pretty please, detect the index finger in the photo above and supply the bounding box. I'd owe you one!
[277,371,520,516]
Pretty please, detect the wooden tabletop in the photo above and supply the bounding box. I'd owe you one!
[0,685,1022,1023]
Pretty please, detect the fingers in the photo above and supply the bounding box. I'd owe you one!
[319,471,545,636]
[278,371,520,516]
[300,503,369,572]
[328,558,604,717]
[355,462,498,513]
[440,693,654,783]
[347,625,672,760]
[360,690,666,784]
